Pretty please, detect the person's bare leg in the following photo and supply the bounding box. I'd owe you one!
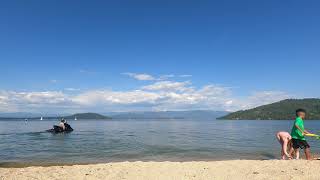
[305,148,312,160]
[295,149,300,160]
[289,148,295,159]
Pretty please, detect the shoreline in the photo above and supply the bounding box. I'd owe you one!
[1,160,320,180]
[0,160,254,168]
[0,157,275,168]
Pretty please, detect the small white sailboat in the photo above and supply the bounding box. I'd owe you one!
[40,117,43,121]
[74,116,77,121]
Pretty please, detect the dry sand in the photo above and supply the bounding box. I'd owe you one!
[1,160,320,180]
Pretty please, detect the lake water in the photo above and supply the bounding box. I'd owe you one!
[1,119,320,167]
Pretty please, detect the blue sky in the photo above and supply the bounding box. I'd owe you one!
[0,0,319,113]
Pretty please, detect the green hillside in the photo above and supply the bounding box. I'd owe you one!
[64,113,111,120]
[218,98,320,120]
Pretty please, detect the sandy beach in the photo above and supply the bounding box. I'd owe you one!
[1,160,319,180]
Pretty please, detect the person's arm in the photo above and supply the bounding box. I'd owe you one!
[304,130,311,134]
[295,124,305,134]
[295,118,311,135]
[276,133,281,141]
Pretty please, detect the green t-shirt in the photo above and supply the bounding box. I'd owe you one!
[291,117,305,140]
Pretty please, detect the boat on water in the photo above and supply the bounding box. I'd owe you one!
[40,117,43,121]
[46,120,74,133]
[74,116,77,121]
[46,125,74,133]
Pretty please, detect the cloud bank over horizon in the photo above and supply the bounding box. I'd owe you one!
[0,73,293,114]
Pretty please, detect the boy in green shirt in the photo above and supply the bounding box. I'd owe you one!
[291,109,312,160]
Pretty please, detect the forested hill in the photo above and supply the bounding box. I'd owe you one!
[218,99,320,120]
[64,113,111,120]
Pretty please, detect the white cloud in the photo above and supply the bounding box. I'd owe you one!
[142,81,191,92]
[0,91,74,113]
[71,82,234,111]
[5,91,67,104]
[0,94,15,112]
[50,80,58,83]
[0,78,293,113]
[238,91,293,110]
[179,74,192,78]
[122,73,156,81]
[122,73,194,81]
[72,90,160,106]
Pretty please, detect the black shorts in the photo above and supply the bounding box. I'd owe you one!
[292,139,310,149]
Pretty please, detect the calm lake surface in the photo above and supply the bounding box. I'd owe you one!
[1,119,320,167]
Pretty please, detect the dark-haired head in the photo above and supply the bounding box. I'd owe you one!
[296,109,306,117]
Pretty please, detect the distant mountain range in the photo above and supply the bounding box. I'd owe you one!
[110,110,228,120]
[2,98,320,121]
[0,110,228,120]
[218,98,320,120]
